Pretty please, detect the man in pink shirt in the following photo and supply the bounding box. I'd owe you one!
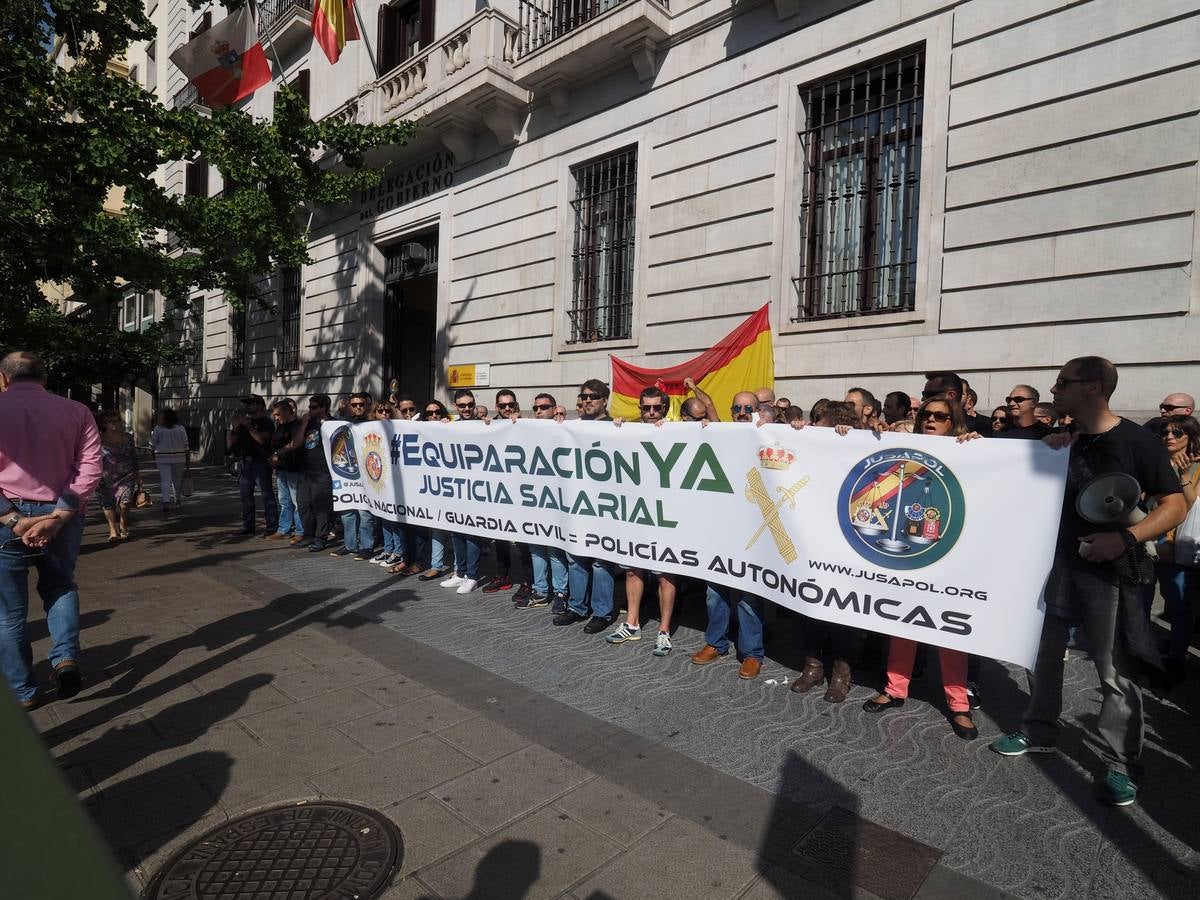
[0,352,102,710]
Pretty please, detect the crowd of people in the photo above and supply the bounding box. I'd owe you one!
[1,348,1195,810]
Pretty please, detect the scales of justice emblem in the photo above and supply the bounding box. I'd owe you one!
[839,450,964,570]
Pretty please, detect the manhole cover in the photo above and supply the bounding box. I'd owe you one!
[142,801,403,900]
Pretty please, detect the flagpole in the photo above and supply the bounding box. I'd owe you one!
[246,0,287,77]
[351,1,379,77]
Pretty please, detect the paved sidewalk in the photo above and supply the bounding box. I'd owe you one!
[26,469,1200,899]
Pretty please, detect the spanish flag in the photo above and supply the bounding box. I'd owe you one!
[609,304,774,421]
[313,0,360,65]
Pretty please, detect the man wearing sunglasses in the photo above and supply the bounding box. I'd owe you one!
[995,384,1052,441]
[692,390,768,679]
[440,389,485,594]
[554,380,620,634]
[330,391,377,561]
[485,390,532,600]
[520,394,570,612]
[990,357,1186,809]
[1157,393,1194,420]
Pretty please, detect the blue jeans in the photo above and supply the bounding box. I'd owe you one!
[705,582,764,660]
[340,509,377,552]
[430,530,451,569]
[1151,562,1197,661]
[274,471,303,535]
[380,520,407,557]
[530,544,568,596]
[451,533,482,579]
[567,554,617,619]
[0,501,84,703]
[239,458,279,533]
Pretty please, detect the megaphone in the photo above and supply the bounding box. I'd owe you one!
[1076,473,1144,526]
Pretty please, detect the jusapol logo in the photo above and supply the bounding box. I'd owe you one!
[837,448,964,570]
[329,426,360,480]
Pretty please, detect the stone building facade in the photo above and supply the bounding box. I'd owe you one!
[153,0,1200,454]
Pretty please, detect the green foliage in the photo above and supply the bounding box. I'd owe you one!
[0,0,414,387]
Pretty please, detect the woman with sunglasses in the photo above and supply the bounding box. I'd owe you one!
[369,400,409,570]
[990,407,1010,433]
[415,399,454,580]
[863,397,983,739]
[1145,415,1200,681]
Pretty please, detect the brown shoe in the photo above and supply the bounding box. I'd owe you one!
[790,657,825,693]
[823,659,852,703]
[21,696,41,712]
[690,644,727,666]
[53,660,82,700]
[738,657,762,680]
[404,563,424,576]
[266,532,289,541]
[289,535,305,545]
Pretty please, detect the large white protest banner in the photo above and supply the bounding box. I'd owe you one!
[324,420,1068,668]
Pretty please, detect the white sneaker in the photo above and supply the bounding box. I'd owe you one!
[455,578,478,595]
[440,574,465,588]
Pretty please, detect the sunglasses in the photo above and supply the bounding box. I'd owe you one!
[1164,428,1186,439]
[398,406,416,414]
[1005,396,1033,405]
[1053,376,1094,388]
[456,401,476,409]
[640,404,665,413]
[532,403,552,411]
[578,393,602,401]
[349,402,366,408]
[919,410,952,423]
[424,408,441,416]
[1161,404,1189,412]
[991,415,1007,422]
[731,404,756,414]
[497,402,518,410]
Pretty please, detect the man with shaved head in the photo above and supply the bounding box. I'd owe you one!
[1159,393,1195,418]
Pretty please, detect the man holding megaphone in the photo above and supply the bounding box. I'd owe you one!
[990,356,1186,809]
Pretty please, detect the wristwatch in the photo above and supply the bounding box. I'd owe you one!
[2,511,20,529]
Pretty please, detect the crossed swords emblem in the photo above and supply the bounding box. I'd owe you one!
[744,468,810,564]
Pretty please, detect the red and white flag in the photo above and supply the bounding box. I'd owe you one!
[169,6,271,108]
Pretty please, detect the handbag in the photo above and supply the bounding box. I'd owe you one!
[181,472,194,498]
[1174,465,1200,566]
[133,487,154,509]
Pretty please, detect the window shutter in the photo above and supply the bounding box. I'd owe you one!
[378,4,398,74]
[419,0,434,49]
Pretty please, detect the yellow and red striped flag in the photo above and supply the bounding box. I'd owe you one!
[313,0,360,65]
[609,304,774,422]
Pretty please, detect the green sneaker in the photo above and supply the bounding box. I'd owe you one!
[989,732,1054,757]
[1098,770,1137,807]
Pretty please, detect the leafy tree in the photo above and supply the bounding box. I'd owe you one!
[0,0,414,393]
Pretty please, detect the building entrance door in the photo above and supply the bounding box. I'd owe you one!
[382,232,438,404]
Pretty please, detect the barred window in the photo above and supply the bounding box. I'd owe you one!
[190,298,205,381]
[277,267,302,373]
[230,306,247,376]
[568,146,637,343]
[795,48,923,321]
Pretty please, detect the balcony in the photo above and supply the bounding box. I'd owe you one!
[257,0,313,57]
[369,8,529,163]
[171,81,204,110]
[513,0,670,113]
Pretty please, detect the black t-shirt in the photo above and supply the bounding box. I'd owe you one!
[270,420,303,472]
[964,412,992,436]
[300,417,330,476]
[231,415,273,460]
[996,422,1053,441]
[1057,418,1181,556]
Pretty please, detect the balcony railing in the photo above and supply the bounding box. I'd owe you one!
[368,8,528,158]
[517,0,666,57]
[258,0,312,34]
[171,81,201,110]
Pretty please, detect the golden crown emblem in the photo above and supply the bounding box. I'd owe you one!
[363,433,383,448]
[757,443,795,471]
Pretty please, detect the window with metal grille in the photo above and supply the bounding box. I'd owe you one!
[230,306,247,376]
[568,146,637,344]
[191,305,205,381]
[277,266,302,373]
[795,48,924,322]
